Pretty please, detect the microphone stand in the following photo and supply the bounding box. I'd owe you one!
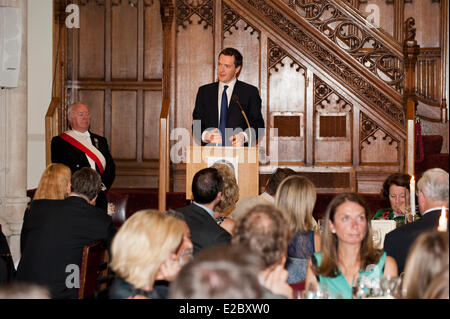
[232,95,252,147]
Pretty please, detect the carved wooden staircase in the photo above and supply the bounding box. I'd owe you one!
[217,0,410,193]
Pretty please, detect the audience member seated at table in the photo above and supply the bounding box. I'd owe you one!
[169,244,263,299]
[163,210,194,268]
[177,167,231,254]
[401,231,448,299]
[232,204,293,299]
[423,265,449,299]
[109,210,188,299]
[384,168,449,274]
[15,167,116,299]
[211,163,239,235]
[151,210,195,296]
[305,193,398,299]
[30,163,72,203]
[0,282,50,299]
[230,168,296,221]
[372,173,418,224]
[275,175,320,283]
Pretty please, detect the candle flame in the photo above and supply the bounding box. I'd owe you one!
[438,206,447,232]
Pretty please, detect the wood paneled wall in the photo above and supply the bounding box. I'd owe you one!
[56,0,446,193]
[65,0,163,187]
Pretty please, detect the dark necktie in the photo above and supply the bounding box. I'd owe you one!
[219,85,229,146]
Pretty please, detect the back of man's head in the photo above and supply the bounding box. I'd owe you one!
[169,244,263,299]
[232,204,291,269]
[265,168,297,196]
[192,167,224,204]
[417,168,449,204]
[70,167,102,201]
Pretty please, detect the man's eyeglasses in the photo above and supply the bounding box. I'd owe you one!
[178,249,194,266]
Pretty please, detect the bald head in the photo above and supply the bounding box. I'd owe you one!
[68,102,90,132]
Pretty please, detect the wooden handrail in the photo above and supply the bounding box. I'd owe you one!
[45,97,61,166]
[158,98,170,212]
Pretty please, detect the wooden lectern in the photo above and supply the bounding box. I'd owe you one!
[185,146,259,200]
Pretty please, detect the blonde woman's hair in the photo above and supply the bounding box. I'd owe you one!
[423,265,449,299]
[403,231,449,299]
[110,210,184,289]
[315,193,382,278]
[33,163,71,200]
[275,175,317,234]
[211,163,239,215]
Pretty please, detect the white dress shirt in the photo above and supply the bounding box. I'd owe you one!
[72,130,96,170]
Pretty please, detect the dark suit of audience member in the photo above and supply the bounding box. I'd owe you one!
[192,47,264,147]
[51,102,115,211]
[15,168,116,299]
[384,168,449,274]
[177,168,231,254]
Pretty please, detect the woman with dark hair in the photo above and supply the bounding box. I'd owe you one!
[372,173,418,224]
[305,193,398,299]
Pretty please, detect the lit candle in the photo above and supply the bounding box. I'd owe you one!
[438,206,448,232]
[410,176,415,217]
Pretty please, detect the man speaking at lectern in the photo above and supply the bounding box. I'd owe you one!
[193,47,265,147]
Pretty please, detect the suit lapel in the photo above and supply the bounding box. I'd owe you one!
[211,82,220,126]
[228,80,240,114]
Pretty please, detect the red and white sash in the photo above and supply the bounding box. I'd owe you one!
[59,130,106,174]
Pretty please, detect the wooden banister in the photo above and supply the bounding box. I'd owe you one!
[45,97,62,166]
[158,99,170,212]
[403,18,420,176]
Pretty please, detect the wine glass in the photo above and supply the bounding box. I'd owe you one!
[380,276,402,298]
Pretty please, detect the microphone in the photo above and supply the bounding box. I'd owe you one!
[232,95,252,147]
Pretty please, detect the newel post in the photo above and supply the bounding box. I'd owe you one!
[403,17,420,176]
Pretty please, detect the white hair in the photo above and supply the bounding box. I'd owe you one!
[67,101,88,117]
[417,168,449,203]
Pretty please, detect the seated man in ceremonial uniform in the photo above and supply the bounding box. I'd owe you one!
[51,102,115,211]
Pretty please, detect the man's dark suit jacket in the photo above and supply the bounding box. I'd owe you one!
[192,80,265,146]
[15,197,116,299]
[383,209,441,274]
[51,131,115,211]
[177,203,231,254]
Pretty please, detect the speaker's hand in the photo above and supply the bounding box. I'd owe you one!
[230,132,245,147]
[204,128,222,144]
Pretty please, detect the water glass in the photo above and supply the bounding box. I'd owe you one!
[379,276,402,298]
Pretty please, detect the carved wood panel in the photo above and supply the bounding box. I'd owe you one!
[267,39,306,164]
[78,1,106,80]
[313,76,352,164]
[360,112,399,164]
[111,0,138,80]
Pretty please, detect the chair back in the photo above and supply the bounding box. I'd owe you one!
[78,240,108,299]
[286,257,308,284]
[0,225,15,283]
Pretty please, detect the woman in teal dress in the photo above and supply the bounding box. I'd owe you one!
[372,173,419,224]
[305,193,398,299]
